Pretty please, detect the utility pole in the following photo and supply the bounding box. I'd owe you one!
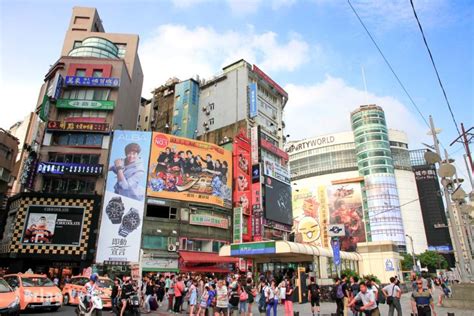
[450,123,473,174]
[429,115,469,282]
[405,234,417,272]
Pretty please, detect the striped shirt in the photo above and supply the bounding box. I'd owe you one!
[411,289,433,306]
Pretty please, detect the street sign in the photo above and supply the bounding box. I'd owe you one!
[328,224,345,237]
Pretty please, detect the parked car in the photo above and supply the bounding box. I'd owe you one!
[62,276,113,308]
[0,278,20,315]
[3,273,62,312]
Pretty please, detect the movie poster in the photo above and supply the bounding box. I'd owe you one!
[147,133,232,208]
[327,183,366,251]
[96,131,152,263]
[233,134,252,216]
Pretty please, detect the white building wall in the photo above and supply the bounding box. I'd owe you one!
[395,169,428,254]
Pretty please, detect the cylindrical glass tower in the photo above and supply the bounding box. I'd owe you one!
[351,105,406,251]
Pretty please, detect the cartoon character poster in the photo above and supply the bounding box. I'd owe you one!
[327,183,366,251]
[292,185,323,247]
[147,133,232,208]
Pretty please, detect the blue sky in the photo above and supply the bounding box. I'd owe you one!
[1,0,473,179]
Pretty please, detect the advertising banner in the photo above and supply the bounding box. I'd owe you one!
[190,213,229,229]
[250,126,259,165]
[65,76,120,87]
[263,159,290,184]
[248,83,257,118]
[39,95,51,122]
[263,176,292,226]
[260,138,289,161]
[233,207,243,243]
[331,238,341,266]
[37,162,103,176]
[327,183,366,252]
[21,205,84,245]
[147,133,232,208]
[252,182,263,241]
[233,134,252,216]
[96,131,152,263]
[47,121,109,132]
[47,73,64,100]
[56,99,115,110]
[292,185,322,247]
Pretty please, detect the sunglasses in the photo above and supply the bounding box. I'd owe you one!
[416,282,423,285]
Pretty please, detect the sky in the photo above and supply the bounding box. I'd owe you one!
[1,0,473,181]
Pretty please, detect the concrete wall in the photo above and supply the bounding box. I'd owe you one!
[357,241,403,284]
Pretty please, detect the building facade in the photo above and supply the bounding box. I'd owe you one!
[287,110,428,254]
[0,129,19,206]
[0,6,143,274]
[171,79,200,138]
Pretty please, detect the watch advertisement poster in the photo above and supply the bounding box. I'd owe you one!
[147,133,232,209]
[233,134,252,216]
[96,131,152,263]
[21,205,84,245]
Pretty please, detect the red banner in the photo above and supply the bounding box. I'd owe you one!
[252,65,288,98]
[260,138,289,161]
[233,134,252,216]
[47,120,109,132]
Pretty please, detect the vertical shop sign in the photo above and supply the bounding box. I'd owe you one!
[233,207,243,243]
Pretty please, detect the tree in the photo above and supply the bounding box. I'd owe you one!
[341,268,360,280]
[401,253,415,271]
[418,251,448,272]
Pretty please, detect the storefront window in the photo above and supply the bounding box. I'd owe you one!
[142,235,167,250]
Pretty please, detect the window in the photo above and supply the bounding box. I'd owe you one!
[208,103,215,110]
[145,116,148,122]
[42,177,96,194]
[209,118,214,125]
[75,69,86,77]
[142,235,167,250]
[49,153,100,164]
[138,115,141,121]
[52,133,103,147]
[63,89,109,101]
[146,204,178,220]
[92,70,103,78]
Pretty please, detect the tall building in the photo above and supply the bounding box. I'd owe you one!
[0,129,18,203]
[288,105,428,254]
[137,97,152,131]
[171,79,200,138]
[149,78,180,133]
[0,6,143,274]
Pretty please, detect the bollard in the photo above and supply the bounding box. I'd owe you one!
[447,313,455,316]
[293,312,299,316]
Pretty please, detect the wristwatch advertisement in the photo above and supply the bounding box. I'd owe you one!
[118,208,141,237]
[105,196,125,224]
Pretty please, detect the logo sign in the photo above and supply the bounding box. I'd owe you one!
[233,207,243,243]
[331,238,341,266]
[328,224,346,237]
[47,73,64,101]
[47,121,109,132]
[65,76,120,87]
[250,126,259,165]
[190,213,228,229]
[252,164,260,183]
[37,162,104,176]
[248,83,258,118]
[385,259,395,271]
[39,95,51,122]
[56,99,115,110]
[230,241,275,256]
[96,131,152,263]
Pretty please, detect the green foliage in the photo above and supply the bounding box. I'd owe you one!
[362,274,381,284]
[401,253,415,271]
[418,251,448,272]
[341,269,360,280]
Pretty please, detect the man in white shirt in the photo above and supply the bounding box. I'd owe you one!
[348,282,380,316]
[383,277,402,316]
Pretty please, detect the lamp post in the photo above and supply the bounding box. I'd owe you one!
[405,234,417,272]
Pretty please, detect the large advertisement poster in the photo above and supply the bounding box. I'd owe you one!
[147,133,232,208]
[263,176,292,226]
[96,131,152,263]
[292,187,322,247]
[21,205,84,245]
[327,183,366,251]
[233,135,252,216]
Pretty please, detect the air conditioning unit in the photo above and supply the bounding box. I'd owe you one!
[203,122,208,127]
[205,109,211,115]
[202,106,207,112]
[168,244,177,252]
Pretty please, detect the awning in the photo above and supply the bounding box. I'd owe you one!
[180,251,238,263]
[179,265,231,273]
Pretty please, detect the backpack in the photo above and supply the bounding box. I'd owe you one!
[309,284,319,298]
[376,286,386,304]
[240,289,248,301]
[330,286,338,300]
[336,284,344,299]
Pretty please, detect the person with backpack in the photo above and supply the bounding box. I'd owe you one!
[228,282,240,315]
[307,277,321,316]
[244,278,256,316]
[382,277,401,316]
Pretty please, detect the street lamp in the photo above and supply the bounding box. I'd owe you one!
[405,234,417,272]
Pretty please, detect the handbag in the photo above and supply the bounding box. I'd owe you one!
[386,285,396,305]
[240,290,249,301]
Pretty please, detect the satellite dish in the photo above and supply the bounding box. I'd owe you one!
[451,188,466,201]
[424,151,441,164]
[438,163,456,178]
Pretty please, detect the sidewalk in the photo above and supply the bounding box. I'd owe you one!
[148,293,473,316]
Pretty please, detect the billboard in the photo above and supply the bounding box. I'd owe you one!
[147,133,232,208]
[248,83,258,118]
[263,159,290,184]
[21,205,84,245]
[37,162,103,176]
[292,186,323,247]
[233,134,252,216]
[263,176,292,226]
[96,131,152,263]
[327,183,366,252]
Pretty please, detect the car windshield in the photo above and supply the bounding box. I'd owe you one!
[97,279,114,289]
[21,277,55,287]
[0,279,12,293]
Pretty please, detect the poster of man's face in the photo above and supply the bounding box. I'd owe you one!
[22,213,57,244]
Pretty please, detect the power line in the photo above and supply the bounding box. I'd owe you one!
[409,0,461,135]
[346,0,430,128]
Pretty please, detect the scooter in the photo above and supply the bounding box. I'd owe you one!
[76,290,104,316]
[115,293,140,316]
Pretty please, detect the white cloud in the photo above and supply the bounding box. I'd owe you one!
[283,76,430,147]
[139,24,310,96]
[226,0,263,15]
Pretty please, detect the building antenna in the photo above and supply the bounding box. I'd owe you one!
[361,65,369,105]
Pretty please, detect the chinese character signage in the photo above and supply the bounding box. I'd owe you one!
[65,76,120,87]
[263,159,290,184]
[190,213,229,229]
[47,73,64,100]
[331,238,341,266]
[147,133,232,208]
[260,138,289,161]
[230,241,275,256]
[37,162,104,176]
[233,207,243,243]
[250,126,259,165]
[56,99,115,110]
[248,83,257,118]
[47,121,109,132]
[39,95,51,122]
[96,131,152,263]
[233,134,252,216]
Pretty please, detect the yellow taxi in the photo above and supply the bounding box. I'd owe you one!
[3,273,62,312]
[0,278,20,315]
[62,276,113,308]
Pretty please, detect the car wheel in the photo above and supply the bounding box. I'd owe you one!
[63,294,70,305]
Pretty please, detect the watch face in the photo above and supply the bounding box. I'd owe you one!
[122,208,141,230]
[106,197,125,224]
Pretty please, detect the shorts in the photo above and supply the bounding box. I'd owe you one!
[239,301,248,312]
[311,298,320,307]
[214,306,228,313]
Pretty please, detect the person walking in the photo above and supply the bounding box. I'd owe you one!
[111,278,121,314]
[243,278,256,316]
[265,280,278,316]
[189,279,198,316]
[168,275,176,312]
[411,279,436,316]
[214,280,229,316]
[382,277,402,316]
[258,278,268,314]
[197,284,210,316]
[174,276,185,314]
[347,282,380,316]
[143,278,156,314]
[284,278,294,316]
[307,277,320,316]
[333,278,345,316]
